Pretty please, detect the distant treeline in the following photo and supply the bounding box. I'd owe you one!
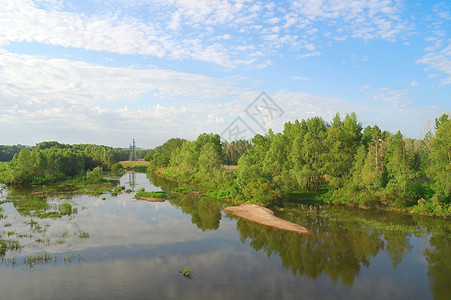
[0,145,27,162]
[146,112,450,217]
[0,141,133,185]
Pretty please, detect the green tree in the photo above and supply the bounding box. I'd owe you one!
[382,131,416,207]
[427,118,451,212]
[198,142,223,178]
[322,113,362,188]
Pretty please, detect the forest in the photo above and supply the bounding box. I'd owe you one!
[0,113,449,217]
[146,113,450,217]
[0,142,133,184]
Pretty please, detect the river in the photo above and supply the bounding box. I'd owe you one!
[0,172,450,299]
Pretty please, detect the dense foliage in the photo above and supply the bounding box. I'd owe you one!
[0,145,26,162]
[0,141,130,185]
[151,112,451,217]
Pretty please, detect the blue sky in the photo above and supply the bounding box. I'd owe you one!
[1,0,450,148]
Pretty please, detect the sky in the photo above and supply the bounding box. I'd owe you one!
[1,0,450,148]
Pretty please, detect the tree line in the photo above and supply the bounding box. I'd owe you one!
[0,141,131,185]
[146,112,450,217]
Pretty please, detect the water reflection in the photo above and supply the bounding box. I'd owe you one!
[424,226,451,300]
[169,194,223,231]
[0,173,450,299]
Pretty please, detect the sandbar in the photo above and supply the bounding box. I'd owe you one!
[137,196,166,202]
[224,203,312,235]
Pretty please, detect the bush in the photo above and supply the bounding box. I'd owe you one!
[86,166,103,182]
[111,163,123,174]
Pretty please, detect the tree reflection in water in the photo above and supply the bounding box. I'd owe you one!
[150,173,451,297]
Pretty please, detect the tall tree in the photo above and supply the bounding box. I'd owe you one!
[427,118,451,208]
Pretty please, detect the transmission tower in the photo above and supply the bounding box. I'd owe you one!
[129,138,136,161]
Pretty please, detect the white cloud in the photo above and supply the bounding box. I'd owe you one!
[0,50,240,105]
[273,90,357,122]
[290,76,309,81]
[0,0,413,70]
[0,50,246,146]
[0,0,261,67]
[417,40,451,85]
[290,0,408,41]
[0,0,166,56]
[361,85,411,109]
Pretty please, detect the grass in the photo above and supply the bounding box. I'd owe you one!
[0,239,22,256]
[174,186,197,193]
[135,191,171,199]
[24,252,56,266]
[1,251,86,267]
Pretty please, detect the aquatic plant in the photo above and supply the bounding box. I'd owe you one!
[76,230,89,239]
[0,239,22,255]
[178,266,192,278]
[63,251,85,263]
[24,252,55,266]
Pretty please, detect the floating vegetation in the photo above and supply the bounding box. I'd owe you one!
[4,223,12,227]
[16,233,32,238]
[1,250,86,267]
[110,186,124,196]
[13,197,75,219]
[0,239,22,256]
[24,252,56,266]
[58,202,72,214]
[63,251,85,263]
[135,191,171,199]
[35,238,50,245]
[178,266,192,278]
[24,219,38,226]
[76,230,89,239]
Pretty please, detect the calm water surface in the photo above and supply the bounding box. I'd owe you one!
[0,173,450,299]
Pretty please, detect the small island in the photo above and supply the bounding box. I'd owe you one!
[224,204,312,235]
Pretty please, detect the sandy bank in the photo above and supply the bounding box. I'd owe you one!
[224,204,312,235]
[136,196,166,202]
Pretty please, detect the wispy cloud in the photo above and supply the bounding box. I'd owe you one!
[0,50,240,105]
[417,40,451,85]
[361,85,411,109]
[289,0,408,41]
[0,0,411,68]
[416,2,451,85]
